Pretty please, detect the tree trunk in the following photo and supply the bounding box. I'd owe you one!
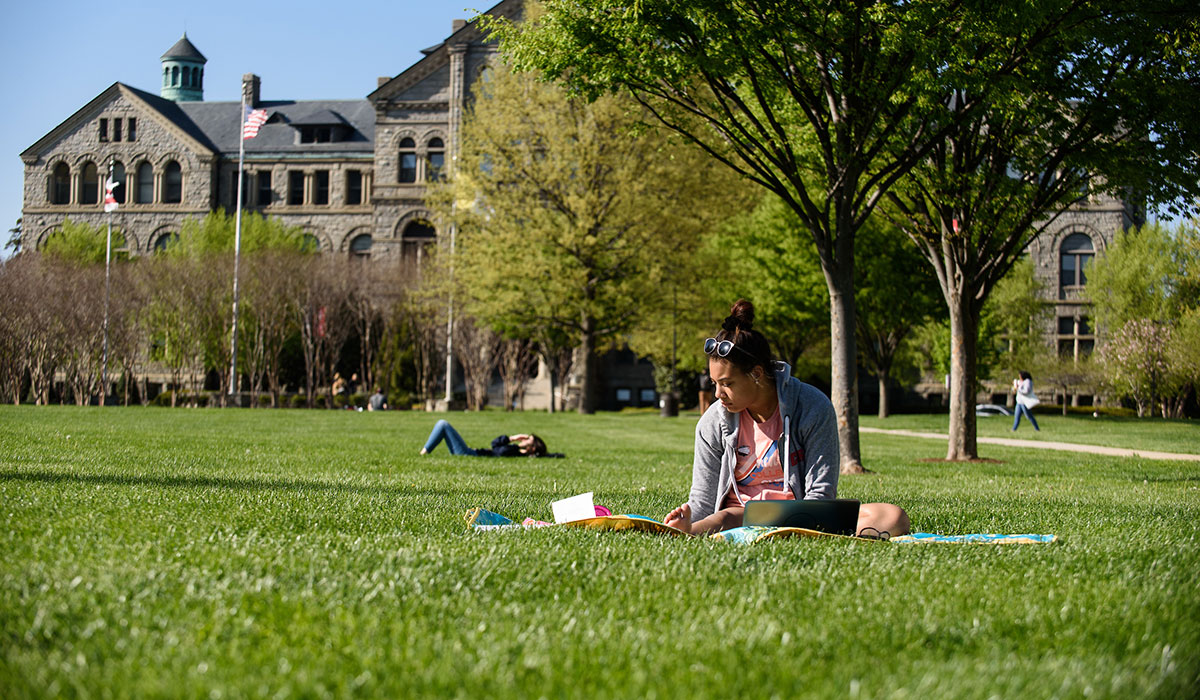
[577,316,597,415]
[946,292,980,461]
[878,370,890,419]
[827,277,864,473]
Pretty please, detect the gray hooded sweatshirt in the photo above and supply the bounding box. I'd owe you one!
[687,361,840,522]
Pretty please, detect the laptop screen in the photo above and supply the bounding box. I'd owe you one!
[743,499,861,536]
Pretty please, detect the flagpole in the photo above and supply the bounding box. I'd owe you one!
[100,157,114,407]
[229,92,246,400]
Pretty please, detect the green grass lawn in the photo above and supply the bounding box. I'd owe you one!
[2,406,1197,699]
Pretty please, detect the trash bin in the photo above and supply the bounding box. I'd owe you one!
[659,391,679,417]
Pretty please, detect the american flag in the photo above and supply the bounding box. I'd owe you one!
[242,107,269,140]
[104,174,119,213]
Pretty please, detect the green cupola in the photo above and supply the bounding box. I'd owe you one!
[160,33,207,102]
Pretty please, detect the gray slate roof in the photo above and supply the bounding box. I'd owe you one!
[177,100,375,155]
[161,34,207,62]
[116,84,374,156]
[289,109,350,126]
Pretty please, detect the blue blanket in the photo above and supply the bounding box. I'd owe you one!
[465,509,1057,545]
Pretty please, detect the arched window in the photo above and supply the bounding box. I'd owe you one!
[350,234,373,260]
[81,162,99,205]
[163,161,182,203]
[163,67,170,87]
[136,162,154,204]
[198,68,203,88]
[182,66,190,87]
[399,137,417,183]
[50,163,71,204]
[301,234,320,252]
[1059,233,1094,297]
[111,162,126,204]
[401,220,437,266]
[153,232,178,253]
[426,137,445,182]
[171,66,179,87]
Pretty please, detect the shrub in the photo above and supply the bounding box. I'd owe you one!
[290,394,306,409]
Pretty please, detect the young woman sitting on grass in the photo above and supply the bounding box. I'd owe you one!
[663,299,911,538]
[419,419,552,457]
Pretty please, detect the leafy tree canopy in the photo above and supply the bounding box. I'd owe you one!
[170,209,315,259]
[41,218,127,266]
[1087,220,1200,331]
[429,58,746,411]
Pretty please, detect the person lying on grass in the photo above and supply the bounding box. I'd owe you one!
[663,299,911,538]
[419,419,554,457]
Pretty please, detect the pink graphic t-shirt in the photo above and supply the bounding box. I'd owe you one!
[723,406,801,508]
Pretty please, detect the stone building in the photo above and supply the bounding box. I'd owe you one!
[18,0,523,258]
[16,0,664,410]
[1028,193,1141,363]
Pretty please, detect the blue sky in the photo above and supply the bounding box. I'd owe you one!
[0,0,493,252]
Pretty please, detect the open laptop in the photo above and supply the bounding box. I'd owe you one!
[743,499,861,536]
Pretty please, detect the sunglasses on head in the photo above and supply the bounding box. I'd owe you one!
[704,337,739,357]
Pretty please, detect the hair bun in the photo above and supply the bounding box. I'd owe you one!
[728,299,755,330]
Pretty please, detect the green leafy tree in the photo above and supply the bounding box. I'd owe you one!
[41,218,127,266]
[143,209,313,404]
[984,258,1051,390]
[1168,309,1200,414]
[488,0,1106,470]
[1088,221,1200,331]
[430,59,741,413]
[884,5,1200,459]
[1089,220,1200,416]
[705,195,829,372]
[855,215,943,418]
[5,218,21,255]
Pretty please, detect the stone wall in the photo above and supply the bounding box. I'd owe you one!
[22,92,213,252]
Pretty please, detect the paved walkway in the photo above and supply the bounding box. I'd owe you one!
[859,426,1200,462]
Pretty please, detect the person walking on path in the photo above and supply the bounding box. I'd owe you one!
[1012,371,1041,432]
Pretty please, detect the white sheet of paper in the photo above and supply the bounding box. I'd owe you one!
[551,492,595,524]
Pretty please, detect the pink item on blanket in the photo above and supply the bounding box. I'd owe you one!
[594,505,611,517]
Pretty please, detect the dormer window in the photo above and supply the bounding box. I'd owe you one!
[291,110,350,145]
[300,126,332,144]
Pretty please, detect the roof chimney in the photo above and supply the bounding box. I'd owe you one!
[378,76,390,88]
[452,19,467,32]
[242,73,261,108]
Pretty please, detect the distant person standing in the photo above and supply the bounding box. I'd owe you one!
[368,387,387,411]
[1012,371,1041,432]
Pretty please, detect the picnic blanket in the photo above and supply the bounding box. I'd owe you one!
[465,508,1057,545]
